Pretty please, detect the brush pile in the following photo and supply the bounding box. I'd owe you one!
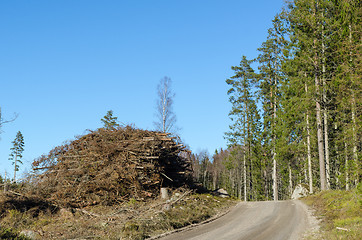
[31,126,192,208]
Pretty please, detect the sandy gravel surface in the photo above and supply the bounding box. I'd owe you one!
[157,200,317,240]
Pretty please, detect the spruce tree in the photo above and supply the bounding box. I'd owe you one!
[287,0,329,190]
[101,110,120,129]
[332,0,361,188]
[217,0,361,198]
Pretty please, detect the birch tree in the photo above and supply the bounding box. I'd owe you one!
[154,76,177,134]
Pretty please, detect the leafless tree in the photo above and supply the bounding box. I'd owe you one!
[0,107,18,135]
[154,76,177,133]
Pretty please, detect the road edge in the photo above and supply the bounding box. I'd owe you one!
[295,200,321,239]
[148,200,242,240]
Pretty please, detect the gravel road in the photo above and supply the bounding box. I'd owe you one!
[157,200,316,240]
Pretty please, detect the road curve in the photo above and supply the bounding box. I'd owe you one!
[158,200,313,240]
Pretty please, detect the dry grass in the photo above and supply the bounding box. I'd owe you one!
[0,226,31,240]
[302,184,361,240]
[0,190,237,240]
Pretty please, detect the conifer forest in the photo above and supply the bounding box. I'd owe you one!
[191,0,361,201]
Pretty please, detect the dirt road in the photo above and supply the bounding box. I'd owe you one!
[157,200,315,240]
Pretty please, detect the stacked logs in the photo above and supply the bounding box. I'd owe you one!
[32,126,192,208]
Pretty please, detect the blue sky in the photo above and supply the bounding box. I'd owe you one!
[0,0,285,178]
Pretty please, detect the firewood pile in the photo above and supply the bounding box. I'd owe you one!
[31,126,192,208]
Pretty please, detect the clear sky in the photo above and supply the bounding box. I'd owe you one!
[0,0,285,178]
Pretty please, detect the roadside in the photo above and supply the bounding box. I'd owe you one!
[149,198,239,240]
[301,184,361,240]
[155,200,318,240]
[0,190,237,239]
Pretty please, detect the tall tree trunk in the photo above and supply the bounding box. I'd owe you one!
[304,160,308,184]
[349,24,359,186]
[213,173,217,191]
[288,164,293,197]
[229,171,234,195]
[243,99,248,201]
[263,167,268,200]
[305,83,313,194]
[334,134,341,189]
[249,144,253,200]
[272,76,278,201]
[236,163,241,199]
[314,40,327,190]
[323,94,330,189]
[351,95,358,185]
[316,78,327,190]
[345,140,349,190]
[306,113,313,193]
[243,153,247,201]
[203,170,208,189]
[247,105,252,201]
[272,150,277,200]
[322,19,330,189]
[13,155,17,183]
[312,1,327,191]
[238,178,242,200]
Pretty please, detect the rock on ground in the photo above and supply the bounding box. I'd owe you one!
[291,184,309,200]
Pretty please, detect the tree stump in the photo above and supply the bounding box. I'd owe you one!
[160,187,169,200]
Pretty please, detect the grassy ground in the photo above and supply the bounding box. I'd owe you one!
[302,184,361,240]
[0,190,237,240]
[0,227,31,240]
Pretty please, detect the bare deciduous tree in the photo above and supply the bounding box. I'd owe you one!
[154,76,177,133]
[0,107,18,136]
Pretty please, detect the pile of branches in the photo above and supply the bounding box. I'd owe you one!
[31,126,192,208]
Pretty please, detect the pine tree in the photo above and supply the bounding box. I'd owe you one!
[281,0,360,191]
[287,0,330,190]
[218,0,361,198]
[257,12,290,200]
[9,131,24,182]
[226,56,261,201]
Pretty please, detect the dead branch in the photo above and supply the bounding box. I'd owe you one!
[6,190,27,197]
[160,173,173,182]
[170,190,193,205]
[336,227,351,231]
[30,126,192,208]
